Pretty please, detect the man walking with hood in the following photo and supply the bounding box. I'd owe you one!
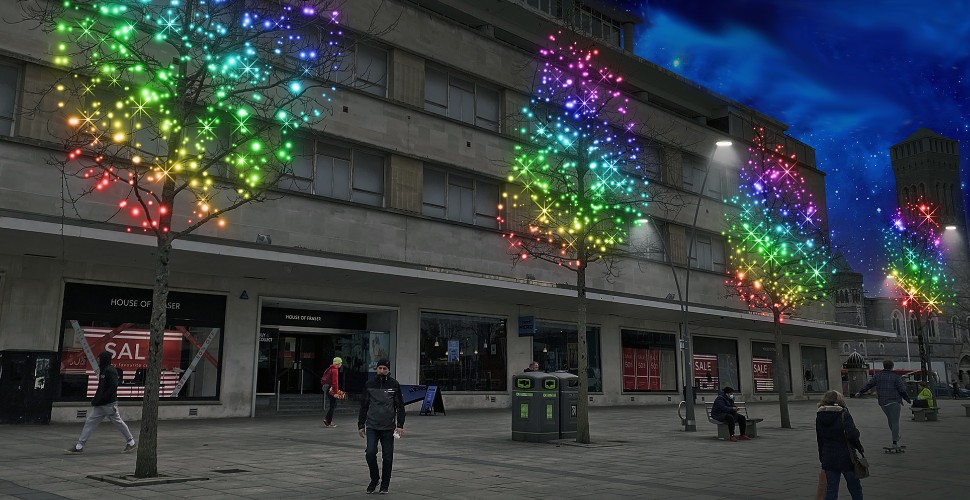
[358,358,405,494]
[67,350,136,453]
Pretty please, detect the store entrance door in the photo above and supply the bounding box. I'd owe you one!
[256,329,391,396]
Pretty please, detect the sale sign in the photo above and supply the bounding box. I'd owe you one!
[753,357,774,391]
[693,354,719,390]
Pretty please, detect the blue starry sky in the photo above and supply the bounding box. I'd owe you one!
[619,0,970,294]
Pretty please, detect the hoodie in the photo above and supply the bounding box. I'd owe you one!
[91,351,121,406]
[816,405,864,472]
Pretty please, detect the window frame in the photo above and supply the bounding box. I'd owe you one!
[0,61,21,136]
[422,164,500,228]
[689,231,726,273]
[424,65,500,132]
[278,137,386,207]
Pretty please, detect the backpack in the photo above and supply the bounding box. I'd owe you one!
[320,366,333,386]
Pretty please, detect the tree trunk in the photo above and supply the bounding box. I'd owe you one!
[134,236,172,478]
[575,266,590,444]
[773,309,792,429]
[914,310,929,381]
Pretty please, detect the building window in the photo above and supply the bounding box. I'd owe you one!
[419,312,507,392]
[801,346,829,393]
[280,139,385,207]
[621,330,676,392]
[533,322,602,392]
[422,166,499,228]
[692,336,740,392]
[573,5,623,47]
[891,311,902,337]
[424,66,500,131]
[689,232,726,273]
[629,220,667,262]
[927,315,937,338]
[0,62,20,136]
[842,343,850,354]
[57,283,225,401]
[335,43,388,97]
[751,342,792,393]
[682,153,724,199]
[641,145,664,181]
[523,0,562,18]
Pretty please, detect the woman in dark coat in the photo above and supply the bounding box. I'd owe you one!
[816,390,864,499]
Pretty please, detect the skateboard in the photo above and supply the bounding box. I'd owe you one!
[883,445,906,454]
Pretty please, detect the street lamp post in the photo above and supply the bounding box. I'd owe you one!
[679,139,732,432]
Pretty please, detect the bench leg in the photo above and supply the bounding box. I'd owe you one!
[746,422,758,438]
[926,411,938,422]
[912,412,926,422]
[717,424,730,440]
[965,407,970,417]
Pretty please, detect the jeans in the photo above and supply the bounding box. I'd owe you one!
[76,403,134,448]
[365,428,395,488]
[824,469,863,499]
[880,402,901,443]
[722,413,747,436]
[323,392,337,425]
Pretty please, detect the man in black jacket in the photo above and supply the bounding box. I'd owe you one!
[67,350,136,453]
[358,358,405,494]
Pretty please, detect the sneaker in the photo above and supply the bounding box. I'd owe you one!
[123,442,136,453]
[66,446,82,453]
[729,435,738,442]
[379,489,388,494]
[366,480,379,494]
[739,435,752,441]
[324,423,337,428]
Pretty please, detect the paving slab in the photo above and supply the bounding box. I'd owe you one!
[0,398,967,498]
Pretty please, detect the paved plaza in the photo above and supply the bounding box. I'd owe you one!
[0,398,966,499]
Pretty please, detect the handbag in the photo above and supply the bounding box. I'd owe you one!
[842,412,869,479]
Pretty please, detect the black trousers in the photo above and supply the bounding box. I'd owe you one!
[365,428,395,488]
[722,413,747,435]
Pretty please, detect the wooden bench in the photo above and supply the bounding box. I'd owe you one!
[704,401,764,439]
[910,407,939,422]
[962,403,970,417]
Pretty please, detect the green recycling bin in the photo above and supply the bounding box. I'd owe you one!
[511,372,560,442]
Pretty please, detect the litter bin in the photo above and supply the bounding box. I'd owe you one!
[0,350,59,424]
[511,371,579,442]
[548,371,579,440]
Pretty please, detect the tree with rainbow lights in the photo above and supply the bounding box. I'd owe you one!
[724,126,837,429]
[882,199,955,381]
[24,0,346,477]
[498,33,652,444]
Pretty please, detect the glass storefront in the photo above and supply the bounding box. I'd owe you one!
[693,336,740,392]
[751,341,792,393]
[801,345,829,393]
[621,329,677,392]
[256,307,390,397]
[533,322,602,392]
[57,283,225,401]
[419,312,507,391]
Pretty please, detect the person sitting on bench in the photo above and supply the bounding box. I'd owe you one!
[913,382,934,408]
[711,386,751,441]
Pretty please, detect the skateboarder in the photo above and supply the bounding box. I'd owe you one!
[856,359,910,452]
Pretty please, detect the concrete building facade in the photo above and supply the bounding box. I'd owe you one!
[0,0,881,423]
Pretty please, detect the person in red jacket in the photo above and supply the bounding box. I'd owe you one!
[321,356,345,427]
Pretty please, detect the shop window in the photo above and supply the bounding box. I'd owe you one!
[0,62,20,136]
[424,66,500,132]
[692,336,739,392]
[620,330,676,392]
[57,283,225,401]
[422,165,499,228]
[689,232,726,273]
[279,138,385,207]
[334,43,388,97]
[419,312,507,392]
[751,341,792,393]
[801,345,829,393]
[532,322,602,392]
